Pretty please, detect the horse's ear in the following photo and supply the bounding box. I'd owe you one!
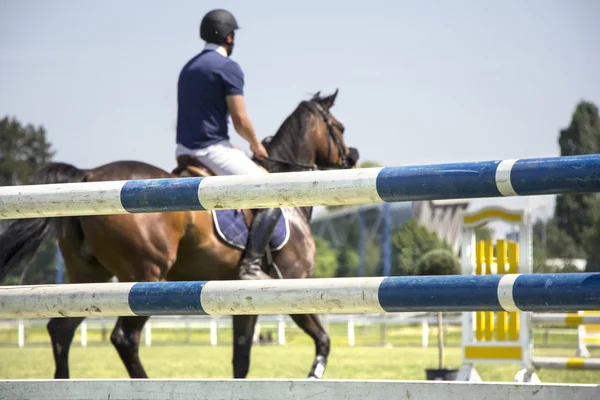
[321,89,339,110]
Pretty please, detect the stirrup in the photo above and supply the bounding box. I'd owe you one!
[239,263,272,280]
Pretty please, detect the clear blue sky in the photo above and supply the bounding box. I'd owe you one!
[1,0,599,224]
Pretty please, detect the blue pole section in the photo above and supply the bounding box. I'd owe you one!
[358,207,365,277]
[382,203,391,276]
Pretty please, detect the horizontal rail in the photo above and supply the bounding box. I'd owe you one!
[2,154,600,219]
[1,273,599,319]
[0,379,598,400]
[531,313,600,326]
[532,356,600,370]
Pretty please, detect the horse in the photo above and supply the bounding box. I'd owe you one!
[0,89,359,380]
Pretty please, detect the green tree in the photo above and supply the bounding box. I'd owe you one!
[544,219,580,259]
[585,218,600,272]
[0,115,57,285]
[416,248,460,373]
[0,116,55,186]
[416,248,460,276]
[532,218,551,273]
[558,101,600,156]
[474,225,493,242]
[357,160,383,169]
[363,239,381,276]
[531,218,582,273]
[311,236,339,278]
[335,246,360,277]
[389,219,452,276]
[554,101,600,257]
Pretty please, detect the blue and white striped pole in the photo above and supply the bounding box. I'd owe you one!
[1,273,599,319]
[1,154,600,220]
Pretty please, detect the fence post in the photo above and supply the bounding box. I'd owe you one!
[144,321,152,346]
[348,318,355,346]
[422,318,429,348]
[18,320,25,348]
[210,319,218,346]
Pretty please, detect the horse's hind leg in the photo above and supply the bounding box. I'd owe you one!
[232,314,259,378]
[110,315,150,378]
[47,317,86,379]
[47,218,113,379]
[290,314,330,379]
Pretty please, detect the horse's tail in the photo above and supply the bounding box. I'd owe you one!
[0,162,88,282]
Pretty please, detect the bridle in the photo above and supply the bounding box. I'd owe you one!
[261,100,355,171]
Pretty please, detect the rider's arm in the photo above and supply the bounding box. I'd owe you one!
[222,62,262,149]
[226,95,261,148]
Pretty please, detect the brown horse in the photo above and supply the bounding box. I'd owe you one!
[0,90,359,380]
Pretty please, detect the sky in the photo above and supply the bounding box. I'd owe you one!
[1,0,599,227]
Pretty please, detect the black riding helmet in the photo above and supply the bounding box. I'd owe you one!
[200,9,239,44]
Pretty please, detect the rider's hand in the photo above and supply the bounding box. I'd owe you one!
[251,142,269,160]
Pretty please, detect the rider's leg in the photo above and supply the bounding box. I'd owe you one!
[176,141,280,280]
[175,141,265,175]
[236,207,282,280]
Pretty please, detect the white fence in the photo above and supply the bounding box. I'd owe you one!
[1,312,583,350]
[1,312,463,348]
[2,379,598,400]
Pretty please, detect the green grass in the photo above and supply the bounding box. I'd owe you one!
[1,344,599,383]
[1,323,599,383]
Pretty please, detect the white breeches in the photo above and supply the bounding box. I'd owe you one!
[176,140,266,176]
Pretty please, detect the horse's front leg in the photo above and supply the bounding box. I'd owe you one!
[290,313,330,379]
[232,314,259,378]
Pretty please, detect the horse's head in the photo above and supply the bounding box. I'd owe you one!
[258,89,359,173]
[308,89,359,170]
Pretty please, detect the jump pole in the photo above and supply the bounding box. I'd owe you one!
[2,154,600,219]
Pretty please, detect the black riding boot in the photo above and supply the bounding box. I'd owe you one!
[238,207,283,280]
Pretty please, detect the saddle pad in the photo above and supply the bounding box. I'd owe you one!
[212,209,290,251]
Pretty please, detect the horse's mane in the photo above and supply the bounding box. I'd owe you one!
[258,93,326,173]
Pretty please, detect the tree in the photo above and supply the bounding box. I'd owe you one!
[362,239,381,277]
[416,248,460,276]
[585,218,600,272]
[0,116,55,186]
[389,218,452,276]
[311,236,339,278]
[554,101,600,257]
[558,101,600,156]
[531,218,582,273]
[335,246,360,277]
[474,225,493,242]
[0,115,57,285]
[416,249,460,377]
[357,160,383,169]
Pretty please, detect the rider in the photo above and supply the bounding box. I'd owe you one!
[175,9,280,280]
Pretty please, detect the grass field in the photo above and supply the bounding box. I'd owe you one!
[1,322,599,383]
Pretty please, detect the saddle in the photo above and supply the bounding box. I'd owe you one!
[171,154,289,277]
[170,155,271,229]
[171,155,253,227]
[171,154,215,178]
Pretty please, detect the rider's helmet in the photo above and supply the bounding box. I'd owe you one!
[200,9,239,45]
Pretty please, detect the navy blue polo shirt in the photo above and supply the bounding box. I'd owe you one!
[176,49,244,149]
